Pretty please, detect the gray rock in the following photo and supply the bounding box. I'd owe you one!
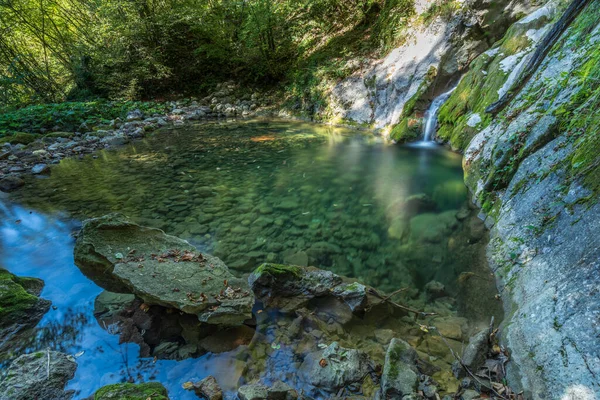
[238,383,268,400]
[194,375,222,400]
[126,109,143,121]
[299,342,371,392]
[381,338,418,398]
[0,351,77,400]
[0,176,25,192]
[452,330,489,379]
[31,163,50,174]
[74,213,254,326]
[249,263,380,314]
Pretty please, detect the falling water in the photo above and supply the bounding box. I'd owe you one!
[422,88,456,142]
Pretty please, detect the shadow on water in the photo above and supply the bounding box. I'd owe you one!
[0,119,503,398]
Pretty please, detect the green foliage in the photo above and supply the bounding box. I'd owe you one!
[0,101,169,137]
[0,0,417,110]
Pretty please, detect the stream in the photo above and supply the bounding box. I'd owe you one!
[0,119,503,399]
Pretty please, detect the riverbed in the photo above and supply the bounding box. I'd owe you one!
[0,119,503,399]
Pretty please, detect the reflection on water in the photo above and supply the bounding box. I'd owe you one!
[1,119,503,398]
[11,119,470,293]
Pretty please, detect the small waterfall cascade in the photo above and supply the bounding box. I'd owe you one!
[422,88,456,142]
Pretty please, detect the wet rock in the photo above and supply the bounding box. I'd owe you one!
[452,329,489,379]
[404,193,437,216]
[193,375,222,400]
[0,268,51,348]
[299,342,371,393]
[74,213,254,326]
[249,264,380,314]
[93,382,169,399]
[0,351,77,400]
[268,381,297,400]
[0,176,25,192]
[381,338,418,398]
[410,211,458,243]
[237,383,267,400]
[461,389,480,400]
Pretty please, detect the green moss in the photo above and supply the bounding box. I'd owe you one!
[390,118,421,142]
[0,132,37,145]
[0,268,44,325]
[94,382,169,400]
[254,263,302,278]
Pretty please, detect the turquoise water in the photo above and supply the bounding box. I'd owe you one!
[11,119,473,293]
[1,119,503,398]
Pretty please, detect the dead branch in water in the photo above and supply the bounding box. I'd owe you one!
[367,288,437,317]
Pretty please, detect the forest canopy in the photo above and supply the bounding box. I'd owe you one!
[0,0,417,108]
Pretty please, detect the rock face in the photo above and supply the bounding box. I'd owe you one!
[248,263,380,314]
[328,0,539,131]
[381,338,418,398]
[0,351,77,400]
[0,268,51,348]
[93,382,169,399]
[299,342,372,393]
[438,1,600,398]
[74,213,254,326]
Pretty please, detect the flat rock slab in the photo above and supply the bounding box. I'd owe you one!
[74,213,253,326]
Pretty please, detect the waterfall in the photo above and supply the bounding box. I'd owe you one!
[422,88,455,142]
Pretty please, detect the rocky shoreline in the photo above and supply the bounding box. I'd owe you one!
[0,83,292,193]
[0,214,517,399]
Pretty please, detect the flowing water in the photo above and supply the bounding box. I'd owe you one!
[422,89,456,142]
[0,119,502,398]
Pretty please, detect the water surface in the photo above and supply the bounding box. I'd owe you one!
[1,119,502,398]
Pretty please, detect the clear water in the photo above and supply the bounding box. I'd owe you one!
[1,119,502,398]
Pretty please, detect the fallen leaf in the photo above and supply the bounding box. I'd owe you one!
[182,381,194,390]
[319,358,328,368]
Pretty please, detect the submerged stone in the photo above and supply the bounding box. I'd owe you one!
[381,338,418,398]
[299,342,372,393]
[74,213,254,326]
[193,376,222,400]
[0,351,77,400]
[93,382,169,399]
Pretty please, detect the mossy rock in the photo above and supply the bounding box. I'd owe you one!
[390,118,422,142]
[254,263,302,278]
[44,131,76,139]
[93,382,169,400]
[0,268,50,331]
[0,132,37,145]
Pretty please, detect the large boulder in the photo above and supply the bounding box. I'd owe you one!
[380,338,418,398]
[0,351,77,400]
[299,342,372,393]
[74,214,253,326]
[249,263,382,315]
[92,382,169,399]
[0,268,51,347]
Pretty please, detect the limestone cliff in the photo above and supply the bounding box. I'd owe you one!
[437,1,600,398]
[328,0,541,136]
